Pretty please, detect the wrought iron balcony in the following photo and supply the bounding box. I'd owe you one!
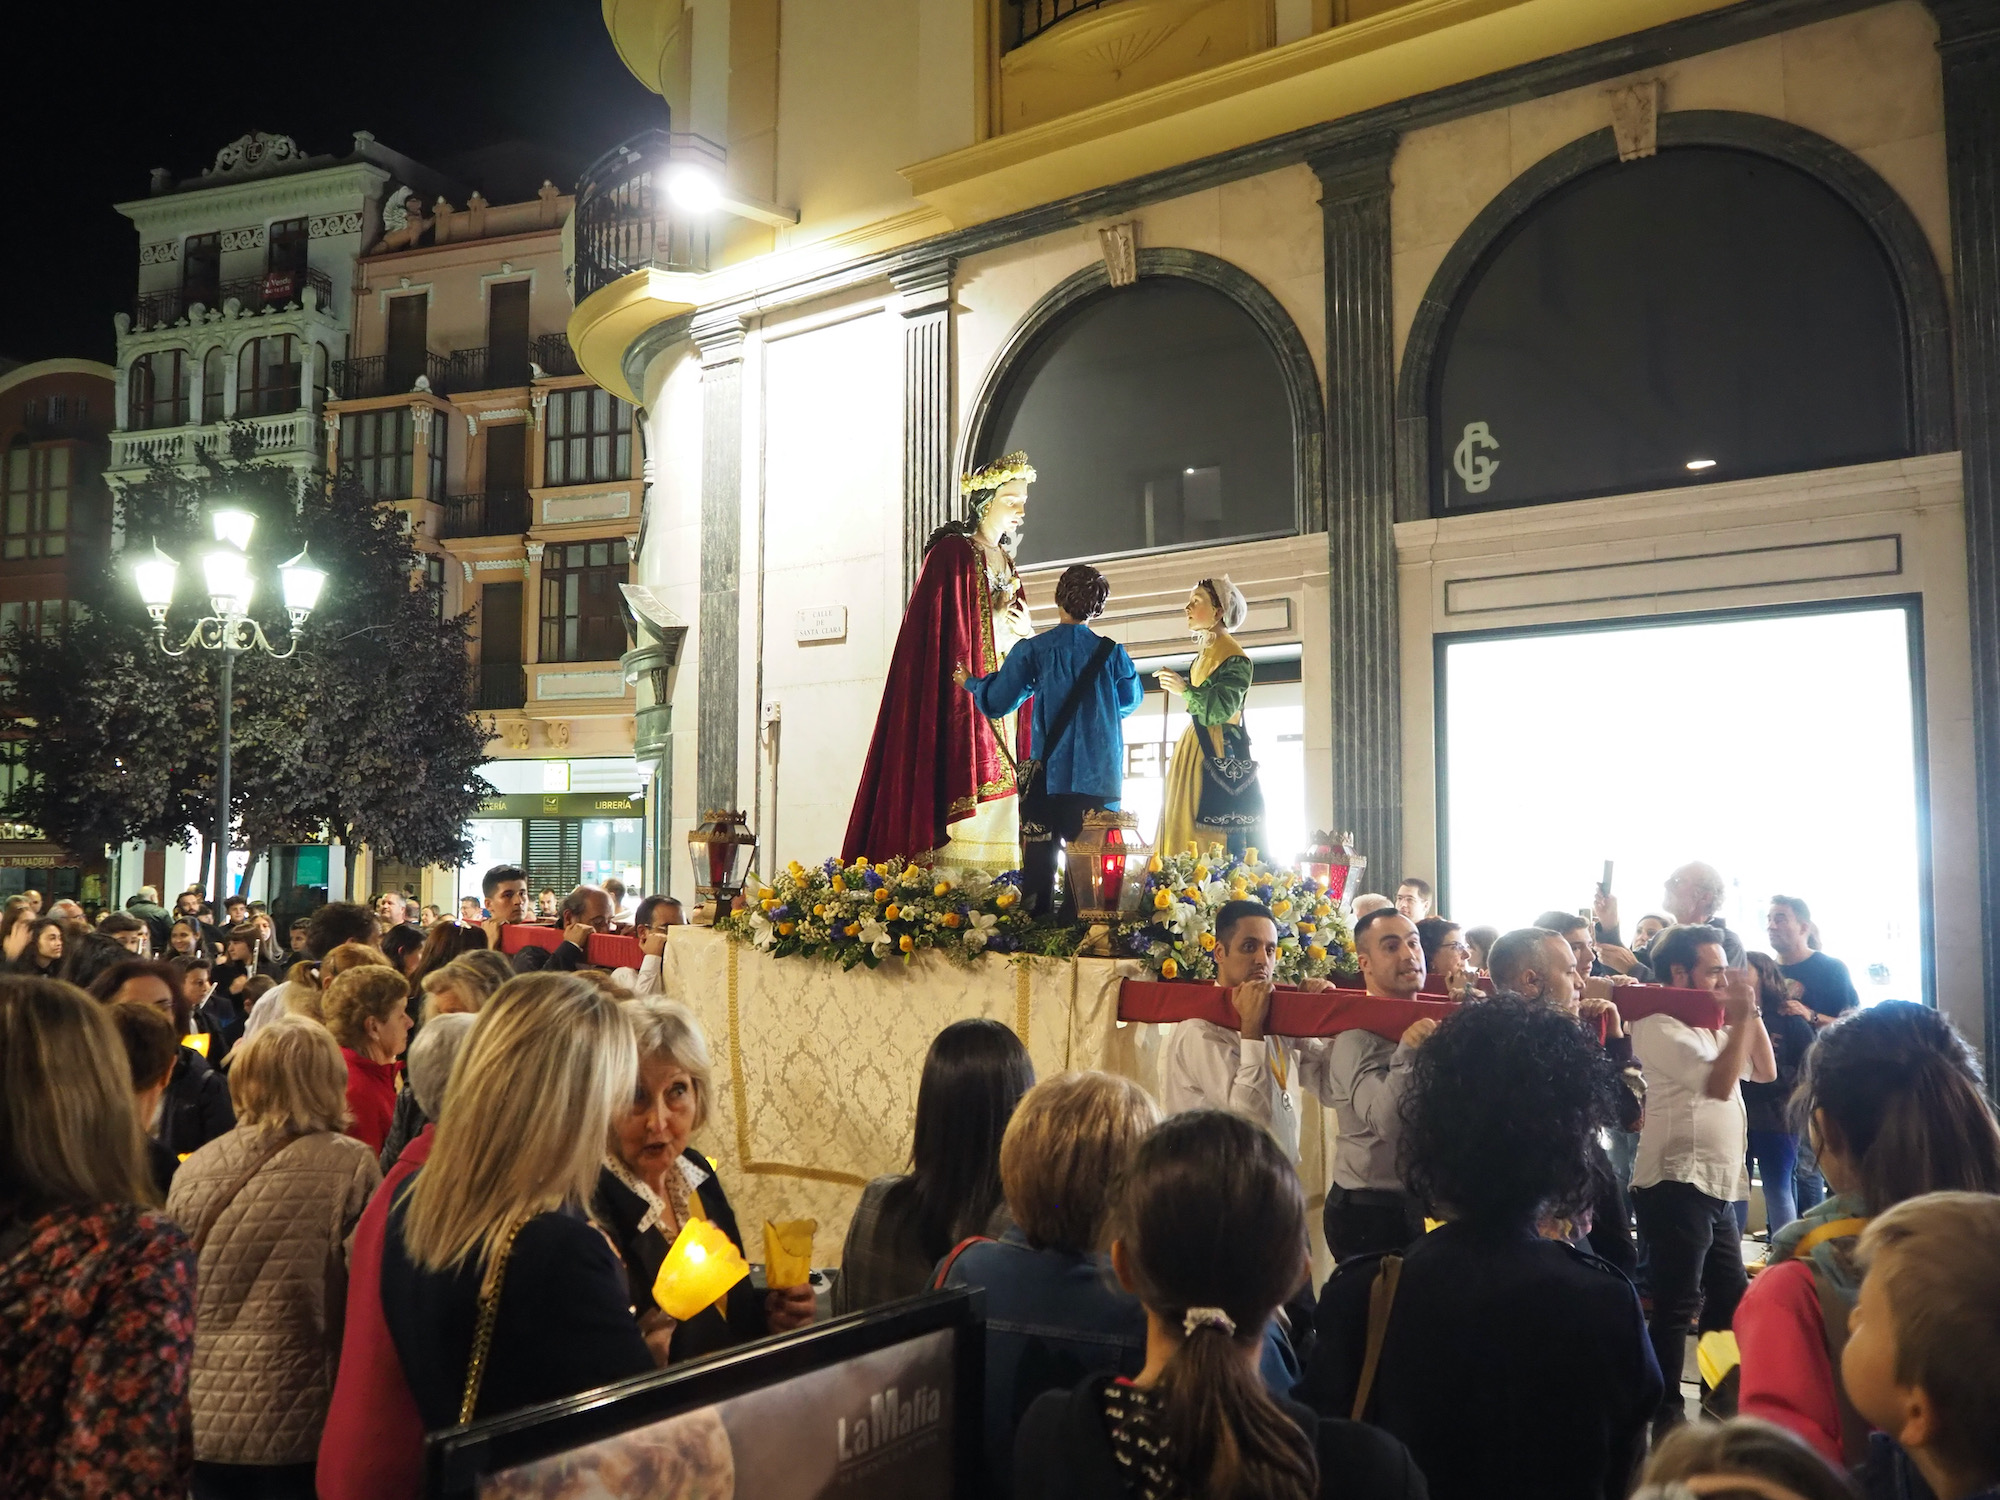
[445,344,535,394]
[441,489,532,539]
[133,289,191,329]
[476,660,526,710]
[572,130,710,304]
[532,332,581,378]
[219,266,334,314]
[330,352,453,400]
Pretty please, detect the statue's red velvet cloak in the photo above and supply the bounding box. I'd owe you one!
[842,533,1022,863]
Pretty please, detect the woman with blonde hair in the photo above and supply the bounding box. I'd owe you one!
[281,939,390,1026]
[0,975,197,1499]
[375,961,503,1169]
[167,1016,379,1500]
[322,965,414,1154]
[594,1000,816,1366]
[377,973,651,1433]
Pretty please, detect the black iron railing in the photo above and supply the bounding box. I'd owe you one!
[572,130,710,303]
[1012,0,1111,46]
[330,352,453,400]
[533,332,581,377]
[133,289,190,328]
[476,660,526,710]
[220,266,334,314]
[442,490,532,539]
[445,344,534,394]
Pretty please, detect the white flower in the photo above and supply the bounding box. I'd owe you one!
[859,919,891,957]
[750,913,775,949]
[965,912,999,952]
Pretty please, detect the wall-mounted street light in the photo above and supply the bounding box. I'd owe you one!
[133,507,327,912]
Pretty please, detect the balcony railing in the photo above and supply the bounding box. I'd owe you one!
[133,289,190,329]
[219,266,335,315]
[533,332,581,377]
[572,130,710,304]
[441,489,532,539]
[109,409,323,472]
[330,352,453,401]
[1012,0,1112,45]
[445,345,535,394]
[476,661,526,711]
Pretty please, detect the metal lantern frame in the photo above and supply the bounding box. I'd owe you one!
[687,808,758,906]
[1298,829,1367,904]
[1065,808,1154,923]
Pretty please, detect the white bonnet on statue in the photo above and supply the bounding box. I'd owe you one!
[1205,575,1249,633]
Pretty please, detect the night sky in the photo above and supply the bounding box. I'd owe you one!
[3,0,662,365]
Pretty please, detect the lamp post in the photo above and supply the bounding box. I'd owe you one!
[132,506,327,913]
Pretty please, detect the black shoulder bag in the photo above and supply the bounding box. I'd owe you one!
[1015,635,1117,824]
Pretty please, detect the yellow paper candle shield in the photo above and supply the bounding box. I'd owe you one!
[182,1032,210,1058]
[653,1217,749,1321]
[762,1218,817,1289]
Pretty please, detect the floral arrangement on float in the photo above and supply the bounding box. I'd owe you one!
[712,843,1356,985]
[715,855,1038,970]
[1127,844,1357,986]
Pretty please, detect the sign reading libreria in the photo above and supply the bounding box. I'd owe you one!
[477,1330,956,1499]
[475,793,645,819]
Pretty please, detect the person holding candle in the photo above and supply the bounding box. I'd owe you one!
[593,999,816,1365]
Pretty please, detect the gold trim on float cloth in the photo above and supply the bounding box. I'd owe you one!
[725,942,870,1187]
[1015,959,1032,1046]
[948,773,1018,817]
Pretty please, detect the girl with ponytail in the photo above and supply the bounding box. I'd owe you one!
[1012,1109,1425,1500]
[1737,1001,2000,1473]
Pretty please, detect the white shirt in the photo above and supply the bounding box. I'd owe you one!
[1159,1017,1338,1162]
[241,980,298,1039]
[1630,1013,1751,1201]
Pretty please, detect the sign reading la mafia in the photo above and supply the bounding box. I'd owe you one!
[476,793,646,819]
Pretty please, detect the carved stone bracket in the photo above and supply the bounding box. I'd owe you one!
[525,540,546,563]
[1097,222,1138,287]
[1608,79,1663,161]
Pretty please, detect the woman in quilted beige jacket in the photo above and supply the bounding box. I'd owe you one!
[167,1014,381,1500]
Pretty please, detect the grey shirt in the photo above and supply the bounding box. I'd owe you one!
[1320,1029,1419,1193]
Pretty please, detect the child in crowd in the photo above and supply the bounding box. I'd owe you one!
[1841,1192,2000,1500]
[1011,1109,1425,1500]
[1635,1418,1861,1500]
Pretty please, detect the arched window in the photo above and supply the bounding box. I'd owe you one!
[201,347,226,424]
[976,276,1301,567]
[1430,146,1914,512]
[237,335,301,417]
[128,350,188,430]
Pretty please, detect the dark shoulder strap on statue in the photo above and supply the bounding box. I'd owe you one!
[1036,635,1117,768]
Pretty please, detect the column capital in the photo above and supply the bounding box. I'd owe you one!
[692,309,748,367]
[889,255,957,317]
[1308,131,1398,207]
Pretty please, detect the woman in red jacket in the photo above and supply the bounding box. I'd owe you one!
[1734,1002,2000,1471]
[322,966,412,1154]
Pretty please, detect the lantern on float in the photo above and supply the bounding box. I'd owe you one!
[1065,809,1154,922]
[687,809,758,909]
[1298,830,1367,903]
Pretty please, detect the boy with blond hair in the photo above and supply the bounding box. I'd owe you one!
[1843,1191,2000,1500]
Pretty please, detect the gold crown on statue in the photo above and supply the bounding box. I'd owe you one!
[960,452,1037,497]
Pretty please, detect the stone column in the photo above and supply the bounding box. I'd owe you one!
[694,311,748,816]
[1309,132,1403,879]
[1930,0,2000,1066]
[892,257,957,595]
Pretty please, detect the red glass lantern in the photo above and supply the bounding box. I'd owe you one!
[1066,810,1153,923]
[687,809,757,906]
[1298,830,1366,903]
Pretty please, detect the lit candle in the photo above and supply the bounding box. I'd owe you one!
[653,1217,749,1320]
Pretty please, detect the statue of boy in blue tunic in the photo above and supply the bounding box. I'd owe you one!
[953,563,1143,921]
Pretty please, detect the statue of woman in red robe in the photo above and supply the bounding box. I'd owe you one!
[842,454,1036,870]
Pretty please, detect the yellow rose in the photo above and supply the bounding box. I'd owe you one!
[852,856,869,869]
[1160,957,1179,979]
[934,881,952,897]
[885,904,901,921]
[899,934,914,953]
[1244,847,1259,863]
[1153,890,1172,910]
[942,912,961,928]
[812,903,827,918]
[996,890,1017,909]
[1194,864,1210,881]
[830,875,845,892]
[1273,899,1291,917]
[1308,943,1327,961]
[778,921,795,936]
[1298,921,1315,935]
[844,923,859,937]
[1198,931,1216,951]
[874,887,890,904]
[1316,900,1333,917]
[875,863,891,877]
[1147,855,1163,873]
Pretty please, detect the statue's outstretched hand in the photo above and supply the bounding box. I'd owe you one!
[951,664,971,688]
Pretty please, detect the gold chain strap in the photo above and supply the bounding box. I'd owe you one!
[459,1218,528,1425]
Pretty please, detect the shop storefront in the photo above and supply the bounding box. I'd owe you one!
[455,791,645,907]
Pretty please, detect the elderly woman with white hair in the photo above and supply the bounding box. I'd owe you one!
[1154,574,1265,859]
[593,1000,816,1365]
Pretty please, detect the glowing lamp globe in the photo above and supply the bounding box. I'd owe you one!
[651,1217,749,1320]
[210,506,256,552]
[687,808,757,906]
[1298,830,1366,903]
[1065,809,1152,923]
[133,544,180,619]
[278,546,326,620]
[201,548,255,618]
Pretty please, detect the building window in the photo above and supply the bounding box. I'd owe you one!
[267,218,308,280]
[1431,146,1914,513]
[2,447,70,561]
[201,347,226,423]
[237,335,301,417]
[341,408,414,500]
[976,277,1298,566]
[128,350,188,430]
[424,553,446,620]
[543,388,633,486]
[428,409,447,500]
[0,599,67,638]
[182,233,220,308]
[538,537,629,662]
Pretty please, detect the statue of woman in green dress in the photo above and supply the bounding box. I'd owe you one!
[1155,576,1265,860]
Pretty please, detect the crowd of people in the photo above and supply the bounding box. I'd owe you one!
[1,857,1996,1500]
